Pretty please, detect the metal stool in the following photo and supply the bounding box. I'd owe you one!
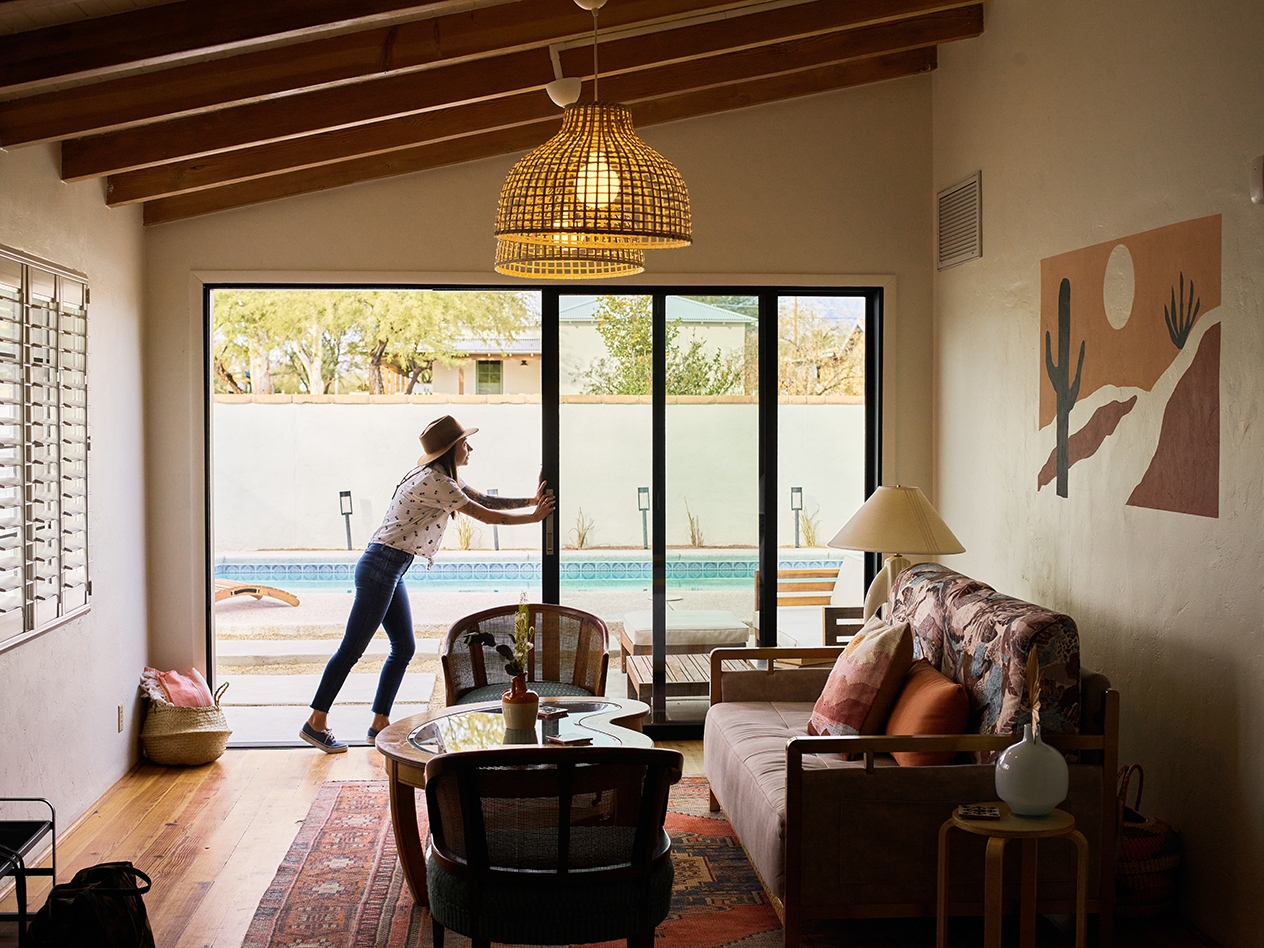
[0,798,56,948]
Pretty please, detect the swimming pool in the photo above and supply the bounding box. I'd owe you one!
[214,549,857,593]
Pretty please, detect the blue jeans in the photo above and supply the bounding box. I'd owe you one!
[311,543,416,717]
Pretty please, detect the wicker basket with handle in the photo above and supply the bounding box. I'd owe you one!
[141,682,232,766]
[1116,763,1182,915]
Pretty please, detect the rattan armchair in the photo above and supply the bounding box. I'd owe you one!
[440,603,609,705]
[424,746,683,948]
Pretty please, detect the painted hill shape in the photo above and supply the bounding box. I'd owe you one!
[1038,396,1138,491]
[1127,322,1220,517]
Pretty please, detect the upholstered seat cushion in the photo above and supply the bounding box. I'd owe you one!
[455,681,595,704]
[702,700,890,900]
[621,610,750,648]
[427,849,673,944]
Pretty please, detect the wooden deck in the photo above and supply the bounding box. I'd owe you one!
[624,653,765,702]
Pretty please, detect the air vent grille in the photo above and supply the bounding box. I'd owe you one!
[937,172,982,270]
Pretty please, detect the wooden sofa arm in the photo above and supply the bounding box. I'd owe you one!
[785,731,1111,775]
[709,646,845,705]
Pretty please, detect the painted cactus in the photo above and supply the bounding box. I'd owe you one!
[1044,278,1085,498]
[1164,270,1200,349]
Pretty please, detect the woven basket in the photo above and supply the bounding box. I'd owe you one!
[142,682,232,766]
[1116,764,1182,915]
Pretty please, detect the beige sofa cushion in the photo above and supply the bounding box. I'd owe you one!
[702,700,891,900]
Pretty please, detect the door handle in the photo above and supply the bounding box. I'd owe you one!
[544,488,555,555]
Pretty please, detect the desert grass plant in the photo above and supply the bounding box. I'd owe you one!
[685,499,704,547]
[800,506,821,547]
[454,513,479,550]
[571,507,595,549]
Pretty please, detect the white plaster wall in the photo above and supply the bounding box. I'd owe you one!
[0,145,147,821]
[145,78,934,675]
[932,2,1264,941]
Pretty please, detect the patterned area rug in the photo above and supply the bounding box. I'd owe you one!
[243,776,787,948]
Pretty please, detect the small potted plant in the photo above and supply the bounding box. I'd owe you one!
[465,600,538,730]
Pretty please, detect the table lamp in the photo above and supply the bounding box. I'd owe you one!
[828,485,964,620]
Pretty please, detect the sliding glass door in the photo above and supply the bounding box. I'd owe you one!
[545,288,877,731]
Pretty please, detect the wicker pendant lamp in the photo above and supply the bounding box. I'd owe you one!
[494,237,645,279]
[493,0,691,262]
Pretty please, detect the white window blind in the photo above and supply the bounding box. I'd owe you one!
[0,247,89,652]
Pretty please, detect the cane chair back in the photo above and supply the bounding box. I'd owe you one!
[441,603,609,705]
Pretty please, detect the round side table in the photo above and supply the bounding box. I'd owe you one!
[936,802,1088,948]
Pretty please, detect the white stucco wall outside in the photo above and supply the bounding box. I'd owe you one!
[932,2,1264,941]
[0,145,148,822]
[211,399,865,552]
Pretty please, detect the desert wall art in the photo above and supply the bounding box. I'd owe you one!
[1038,214,1221,517]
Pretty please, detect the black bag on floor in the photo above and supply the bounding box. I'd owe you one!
[27,861,155,948]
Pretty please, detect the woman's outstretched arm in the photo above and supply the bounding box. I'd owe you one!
[462,472,549,511]
[457,490,554,526]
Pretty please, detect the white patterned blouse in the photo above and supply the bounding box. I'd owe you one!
[368,466,470,565]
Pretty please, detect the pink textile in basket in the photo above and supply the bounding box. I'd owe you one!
[145,666,214,707]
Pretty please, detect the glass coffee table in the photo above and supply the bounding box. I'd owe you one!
[376,696,652,906]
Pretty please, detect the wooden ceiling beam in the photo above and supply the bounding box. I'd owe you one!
[107,92,561,205]
[0,0,751,146]
[0,0,468,91]
[557,0,974,76]
[61,48,556,181]
[107,9,976,205]
[141,48,937,226]
[64,4,981,183]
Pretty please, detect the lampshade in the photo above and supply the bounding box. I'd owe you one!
[494,237,644,279]
[494,102,692,249]
[828,486,964,555]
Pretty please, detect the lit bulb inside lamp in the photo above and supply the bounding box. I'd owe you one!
[576,152,620,207]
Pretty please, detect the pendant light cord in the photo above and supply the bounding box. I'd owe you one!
[592,8,599,102]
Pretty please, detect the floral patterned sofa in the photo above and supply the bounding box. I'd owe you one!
[703,564,1119,947]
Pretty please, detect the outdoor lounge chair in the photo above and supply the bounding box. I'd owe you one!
[213,579,300,606]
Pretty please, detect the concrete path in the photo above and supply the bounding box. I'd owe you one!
[223,702,432,746]
[218,672,436,706]
[215,637,439,666]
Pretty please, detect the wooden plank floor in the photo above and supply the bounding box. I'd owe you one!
[0,742,1216,948]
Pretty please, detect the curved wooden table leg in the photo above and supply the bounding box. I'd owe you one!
[385,757,428,906]
[1070,829,1089,948]
[984,836,1007,948]
[1020,838,1038,948]
[936,819,953,948]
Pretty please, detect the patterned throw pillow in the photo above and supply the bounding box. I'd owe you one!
[807,616,914,738]
[884,658,970,766]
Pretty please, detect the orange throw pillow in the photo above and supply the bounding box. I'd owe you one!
[807,617,913,738]
[885,659,970,766]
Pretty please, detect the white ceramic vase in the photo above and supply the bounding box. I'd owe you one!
[994,723,1069,818]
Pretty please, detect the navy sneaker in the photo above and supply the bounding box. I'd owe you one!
[367,726,382,742]
[300,722,348,754]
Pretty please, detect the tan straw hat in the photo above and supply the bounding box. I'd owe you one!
[418,415,478,465]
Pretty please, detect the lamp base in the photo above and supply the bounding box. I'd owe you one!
[862,554,911,620]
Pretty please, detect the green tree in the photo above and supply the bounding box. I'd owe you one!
[213,290,286,394]
[378,290,534,394]
[212,289,536,395]
[578,297,742,396]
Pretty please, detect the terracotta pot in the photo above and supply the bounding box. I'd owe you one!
[502,674,539,731]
